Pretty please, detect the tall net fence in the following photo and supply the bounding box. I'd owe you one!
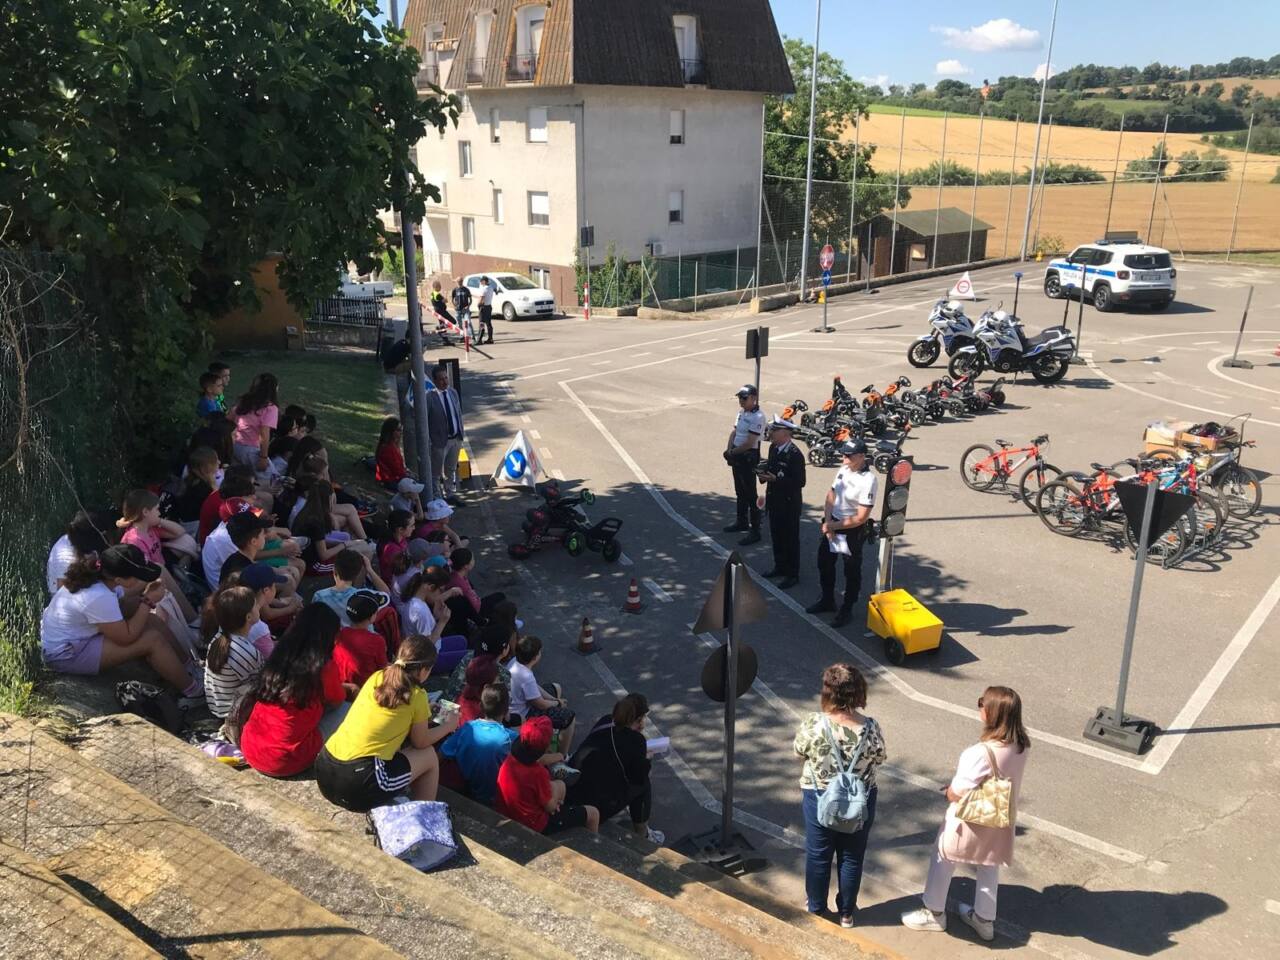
[0,250,128,705]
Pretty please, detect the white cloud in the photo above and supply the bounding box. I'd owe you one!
[934,18,1041,53]
[859,73,890,90]
[1032,62,1057,82]
[935,59,972,77]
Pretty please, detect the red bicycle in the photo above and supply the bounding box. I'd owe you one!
[959,434,1060,510]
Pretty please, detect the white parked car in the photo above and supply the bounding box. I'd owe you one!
[463,272,557,320]
[1043,241,1176,312]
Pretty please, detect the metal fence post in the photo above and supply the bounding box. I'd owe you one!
[1103,112,1126,237]
[888,106,906,278]
[1003,115,1020,257]
[932,110,949,269]
[1147,113,1170,240]
[754,104,766,298]
[1032,114,1055,256]
[1226,112,1254,262]
[967,109,985,265]
[735,244,741,290]
[846,114,861,281]
[1018,0,1058,260]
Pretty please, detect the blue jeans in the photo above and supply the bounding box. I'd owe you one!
[801,786,878,916]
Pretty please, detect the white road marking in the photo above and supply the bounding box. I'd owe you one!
[541,447,553,460]
[529,429,542,440]
[1266,899,1280,916]
[642,578,673,603]
[1086,359,1280,429]
[1193,340,1220,346]
[1122,329,1280,343]
[1141,570,1280,775]
[1191,387,1230,400]
[521,414,532,424]
[633,351,653,357]
[593,359,613,366]
[551,468,566,481]
[559,377,1152,772]
[517,367,571,380]
[619,551,633,566]
[1153,372,1173,381]
[1208,351,1280,396]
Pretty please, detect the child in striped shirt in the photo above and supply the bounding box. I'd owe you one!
[204,585,265,720]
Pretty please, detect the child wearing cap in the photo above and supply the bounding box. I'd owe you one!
[390,477,427,520]
[316,634,459,811]
[495,716,600,835]
[333,590,392,692]
[444,619,515,703]
[40,544,203,699]
[420,499,467,548]
[236,562,295,654]
[509,634,577,754]
[313,549,391,627]
[203,585,265,720]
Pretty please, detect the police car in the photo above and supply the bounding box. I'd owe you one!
[1043,238,1176,312]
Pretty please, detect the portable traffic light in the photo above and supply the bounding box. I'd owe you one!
[879,456,913,538]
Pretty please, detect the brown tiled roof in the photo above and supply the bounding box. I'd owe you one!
[402,0,793,94]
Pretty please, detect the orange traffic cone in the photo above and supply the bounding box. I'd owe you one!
[576,617,596,655]
[622,578,643,614]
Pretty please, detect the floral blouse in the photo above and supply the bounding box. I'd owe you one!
[793,712,887,790]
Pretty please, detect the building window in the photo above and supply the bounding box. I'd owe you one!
[530,266,551,288]
[528,191,550,227]
[469,12,493,83]
[910,243,927,261]
[670,110,685,145]
[493,188,504,224]
[527,107,548,143]
[511,6,545,81]
[490,107,501,143]
[459,93,471,114]
[668,190,684,224]
[459,140,473,177]
[672,15,703,83]
[462,216,476,252]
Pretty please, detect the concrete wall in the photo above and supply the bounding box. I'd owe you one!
[581,86,764,260]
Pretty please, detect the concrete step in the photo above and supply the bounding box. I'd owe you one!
[441,786,900,960]
[0,839,161,960]
[71,713,696,960]
[0,715,403,960]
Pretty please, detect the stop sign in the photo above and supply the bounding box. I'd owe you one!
[819,244,835,271]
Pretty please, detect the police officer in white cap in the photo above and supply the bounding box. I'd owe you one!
[807,439,877,627]
[723,384,766,545]
[757,415,806,588]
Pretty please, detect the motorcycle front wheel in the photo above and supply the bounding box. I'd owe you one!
[948,352,984,379]
[907,339,940,368]
[1030,354,1069,384]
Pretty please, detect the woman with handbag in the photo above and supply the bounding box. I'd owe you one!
[901,685,1031,942]
[567,693,665,845]
[792,663,887,927]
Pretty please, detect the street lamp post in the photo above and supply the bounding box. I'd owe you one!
[797,0,824,302]
[1019,0,1060,260]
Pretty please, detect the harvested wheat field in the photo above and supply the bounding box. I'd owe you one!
[920,180,1280,254]
[843,112,1276,183]
[1085,77,1280,99]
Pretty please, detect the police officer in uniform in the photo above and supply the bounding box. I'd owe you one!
[757,416,806,588]
[723,385,766,545]
[807,439,877,627]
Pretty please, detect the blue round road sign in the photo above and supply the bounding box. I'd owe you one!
[503,449,528,480]
[822,269,832,286]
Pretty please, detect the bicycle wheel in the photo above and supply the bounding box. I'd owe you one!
[959,444,1000,491]
[1191,488,1228,546]
[1123,511,1189,566]
[1214,463,1262,518]
[1035,479,1088,537]
[1017,461,1063,511]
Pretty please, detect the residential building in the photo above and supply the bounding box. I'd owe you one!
[402,0,793,304]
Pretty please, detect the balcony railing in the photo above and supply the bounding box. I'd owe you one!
[506,53,537,82]
[415,63,440,92]
[465,57,489,84]
[680,58,706,84]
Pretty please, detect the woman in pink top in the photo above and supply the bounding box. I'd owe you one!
[901,686,1030,943]
[231,373,280,474]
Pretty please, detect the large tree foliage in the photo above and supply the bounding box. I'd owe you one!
[764,38,904,243]
[1,0,455,459]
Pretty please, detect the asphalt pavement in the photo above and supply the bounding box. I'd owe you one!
[436,260,1280,960]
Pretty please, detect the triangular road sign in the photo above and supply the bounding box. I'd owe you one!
[693,552,769,634]
[1114,481,1197,545]
[491,430,546,488]
[948,270,977,300]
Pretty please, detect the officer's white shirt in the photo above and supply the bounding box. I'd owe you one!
[732,408,766,447]
[831,466,877,520]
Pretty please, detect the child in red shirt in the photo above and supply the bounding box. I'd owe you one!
[374,417,410,486]
[495,717,599,835]
[332,591,391,693]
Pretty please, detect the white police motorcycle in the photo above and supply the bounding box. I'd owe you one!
[907,299,977,368]
[947,311,1074,384]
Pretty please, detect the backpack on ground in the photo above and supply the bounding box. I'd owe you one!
[368,800,458,872]
[115,680,184,735]
[816,717,872,833]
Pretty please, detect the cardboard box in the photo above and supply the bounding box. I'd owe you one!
[1176,431,1225,451]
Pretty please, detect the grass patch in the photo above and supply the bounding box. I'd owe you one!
[867,103,950,118]
[1188,251,1280,266]
[214,349,390,471]
[0,679,50,717]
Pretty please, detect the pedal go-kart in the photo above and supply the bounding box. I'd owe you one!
[508,481,624,562]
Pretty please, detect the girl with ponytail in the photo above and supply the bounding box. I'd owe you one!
[314,633,460,812]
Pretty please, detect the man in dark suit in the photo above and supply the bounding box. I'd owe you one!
[757,417,806,588]
[426,364,466,506]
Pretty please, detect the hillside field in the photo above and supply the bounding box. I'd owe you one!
[1083,76,1280,99]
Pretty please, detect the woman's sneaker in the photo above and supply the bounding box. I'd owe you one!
[644,826,665,845]
[901,906,947,932]
[839,914,856,929]
[958,903,995,942]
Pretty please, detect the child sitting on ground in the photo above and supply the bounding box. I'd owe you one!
[387,538,431,618]
[167,447,220,537]
[441,681,518,804]
[401,569,467,673]
[420,499,467,548]
[378,509,415,583]
[375,417,410,488]
[204,585,265,720]
[445,547,505,635]
[208,361,231,410]
[238,561,297,647]
[496,716,599,835]
[390,477,427,522]
[316,634,459,811]
[292,481,374,577]
[197,371,224,421]
[332,590,392,694]
[313,549,391,626]
[509,634,577,754]
[117,489,199,623]
[456,656,501,725]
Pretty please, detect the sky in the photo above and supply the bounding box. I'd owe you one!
[765,0,1280,89]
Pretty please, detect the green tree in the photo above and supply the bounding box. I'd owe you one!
[1231,83,1254,107]
[1123,143,1172,180]
[1175,149,1230,181]
[0,0,456,464]
[902,160,976,186]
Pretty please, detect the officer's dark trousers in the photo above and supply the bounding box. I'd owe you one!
[769,501,802,577]
[817,533,864,611]
[731,455,760,529]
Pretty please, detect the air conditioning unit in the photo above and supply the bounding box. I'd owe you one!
[646,241,665,256]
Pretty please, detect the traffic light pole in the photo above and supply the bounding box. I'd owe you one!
[875,536,894,594]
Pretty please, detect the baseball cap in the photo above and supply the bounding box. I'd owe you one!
[407,538,432,562]
[238,562,288,590]
[346,588,391,623]
[425,554,449,571]
[518,715,554,754]
[425,498,453,521]
[839,439,868,457]
[397,477,425,494]
[219,496,263,521]
[736,384,758,398]
[98,543,162,583]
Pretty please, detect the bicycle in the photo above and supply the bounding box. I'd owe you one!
[1110,451,1228,550]
[959,434,1060,510]
[1136,414,1261,519]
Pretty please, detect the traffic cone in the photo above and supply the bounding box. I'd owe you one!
[622,578,643,614]
[576,617,597,655]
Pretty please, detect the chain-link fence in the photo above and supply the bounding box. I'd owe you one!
[0,250,128,707]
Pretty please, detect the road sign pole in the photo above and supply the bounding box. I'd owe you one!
[1223,286,1255,369]
[1012,271,1023,317]
[720,562,739,847]
[1070,279,1087,364]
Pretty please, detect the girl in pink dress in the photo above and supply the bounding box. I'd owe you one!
[901,686,1030,943]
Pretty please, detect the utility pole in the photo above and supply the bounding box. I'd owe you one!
[1019,0,1059,260]
[797,0,824,302]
